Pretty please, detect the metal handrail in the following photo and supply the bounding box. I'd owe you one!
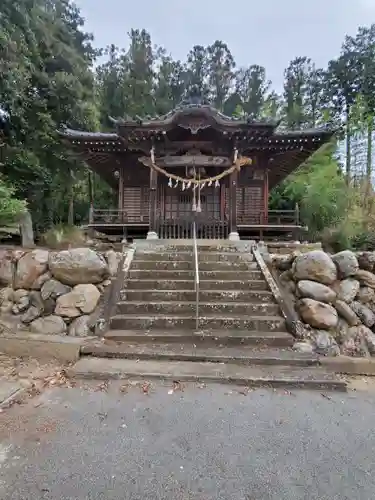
[192,220,200,331]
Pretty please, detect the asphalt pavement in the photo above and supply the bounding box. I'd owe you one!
[0,380,374,500]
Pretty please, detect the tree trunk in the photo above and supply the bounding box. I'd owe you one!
[345,105,351,184]
[365,117,373,213]
[67,168,74,226]
[366,117,373,182]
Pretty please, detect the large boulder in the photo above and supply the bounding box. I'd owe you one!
[30,315,67,335]
[0,249,13,286]
[332,250,359,278]
[294,251,337,285]
[350,301,375,328]
[355,269,375,289]
[14,249,49,289]
[335,300,361,327]
[55,284,100,318]
[297,280,336,303]
[357,252,375,272]
[334,278,360,303]
[298,298,338,329]
[49,248,109,285]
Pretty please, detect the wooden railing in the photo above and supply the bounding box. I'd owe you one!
[192,220,200,331]
[238,208,300,226]
[156,217,228,239]
[90,209,149,225]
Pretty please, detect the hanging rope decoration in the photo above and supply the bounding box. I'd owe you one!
[141,148,252,190]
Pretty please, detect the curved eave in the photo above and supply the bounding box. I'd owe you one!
[57,127,120,142]
[111,105,279,132]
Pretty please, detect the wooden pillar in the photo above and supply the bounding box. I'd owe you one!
[228,170,239,241]
[147,168,158,239]
[118,167,124,222]
[263,170,269,224]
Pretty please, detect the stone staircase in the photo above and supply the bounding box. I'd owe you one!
[74,241,346,391]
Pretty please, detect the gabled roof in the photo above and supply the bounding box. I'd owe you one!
[110,103,279,134]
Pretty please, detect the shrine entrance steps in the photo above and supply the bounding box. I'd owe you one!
[74,241,346,391]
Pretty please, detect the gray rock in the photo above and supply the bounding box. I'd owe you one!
[334,318,349,343]
[334,278,360,303]
[0,287,13,305]
[335,300,361,327]
[355,269,375,289]
[292,341,314,354]
[312,330,340,356]
[12,295,29,314]
[41,279,71,301]
[298,298,338,329]
[356,286,375,304]
[43,297,56,316]
[49,248,109,285]
[13,289,28,303]
[297,280,336,303]
[14,249,49,289]
[294,251,337,285]
[332,250,359,278]
[30,315,67,335]
[357,252,375,272]
[68,315,92,337]
[29,290,44,311]
[31,271,51,290]
[0,250,14,286]
[350,301,375,328]
[342,325,373,357]
[20,306,40,324]
[272,254,294,271]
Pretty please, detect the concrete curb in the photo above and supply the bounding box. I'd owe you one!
[320,356,375,376]
[0,334,96,363]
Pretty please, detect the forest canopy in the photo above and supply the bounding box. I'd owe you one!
[1,0,375,249]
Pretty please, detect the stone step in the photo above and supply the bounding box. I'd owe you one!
[124,279,269,291]
[120,289,275,303]
[130,260,257,271]
[82,342,319,367]
[115,301,280,316]
[68,358,347,391]
[128,270,263,280]
[134,251,254,263]
[104,329,293,347]
[142,242,249,253]
[109,314,286,332]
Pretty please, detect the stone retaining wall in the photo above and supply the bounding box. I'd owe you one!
[272,249,375,357]
[0,247,121,337]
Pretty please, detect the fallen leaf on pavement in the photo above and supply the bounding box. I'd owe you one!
[141,382,151,394]
[95,381,109,392]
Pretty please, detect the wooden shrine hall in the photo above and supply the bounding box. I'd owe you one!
[58,98,335,240]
